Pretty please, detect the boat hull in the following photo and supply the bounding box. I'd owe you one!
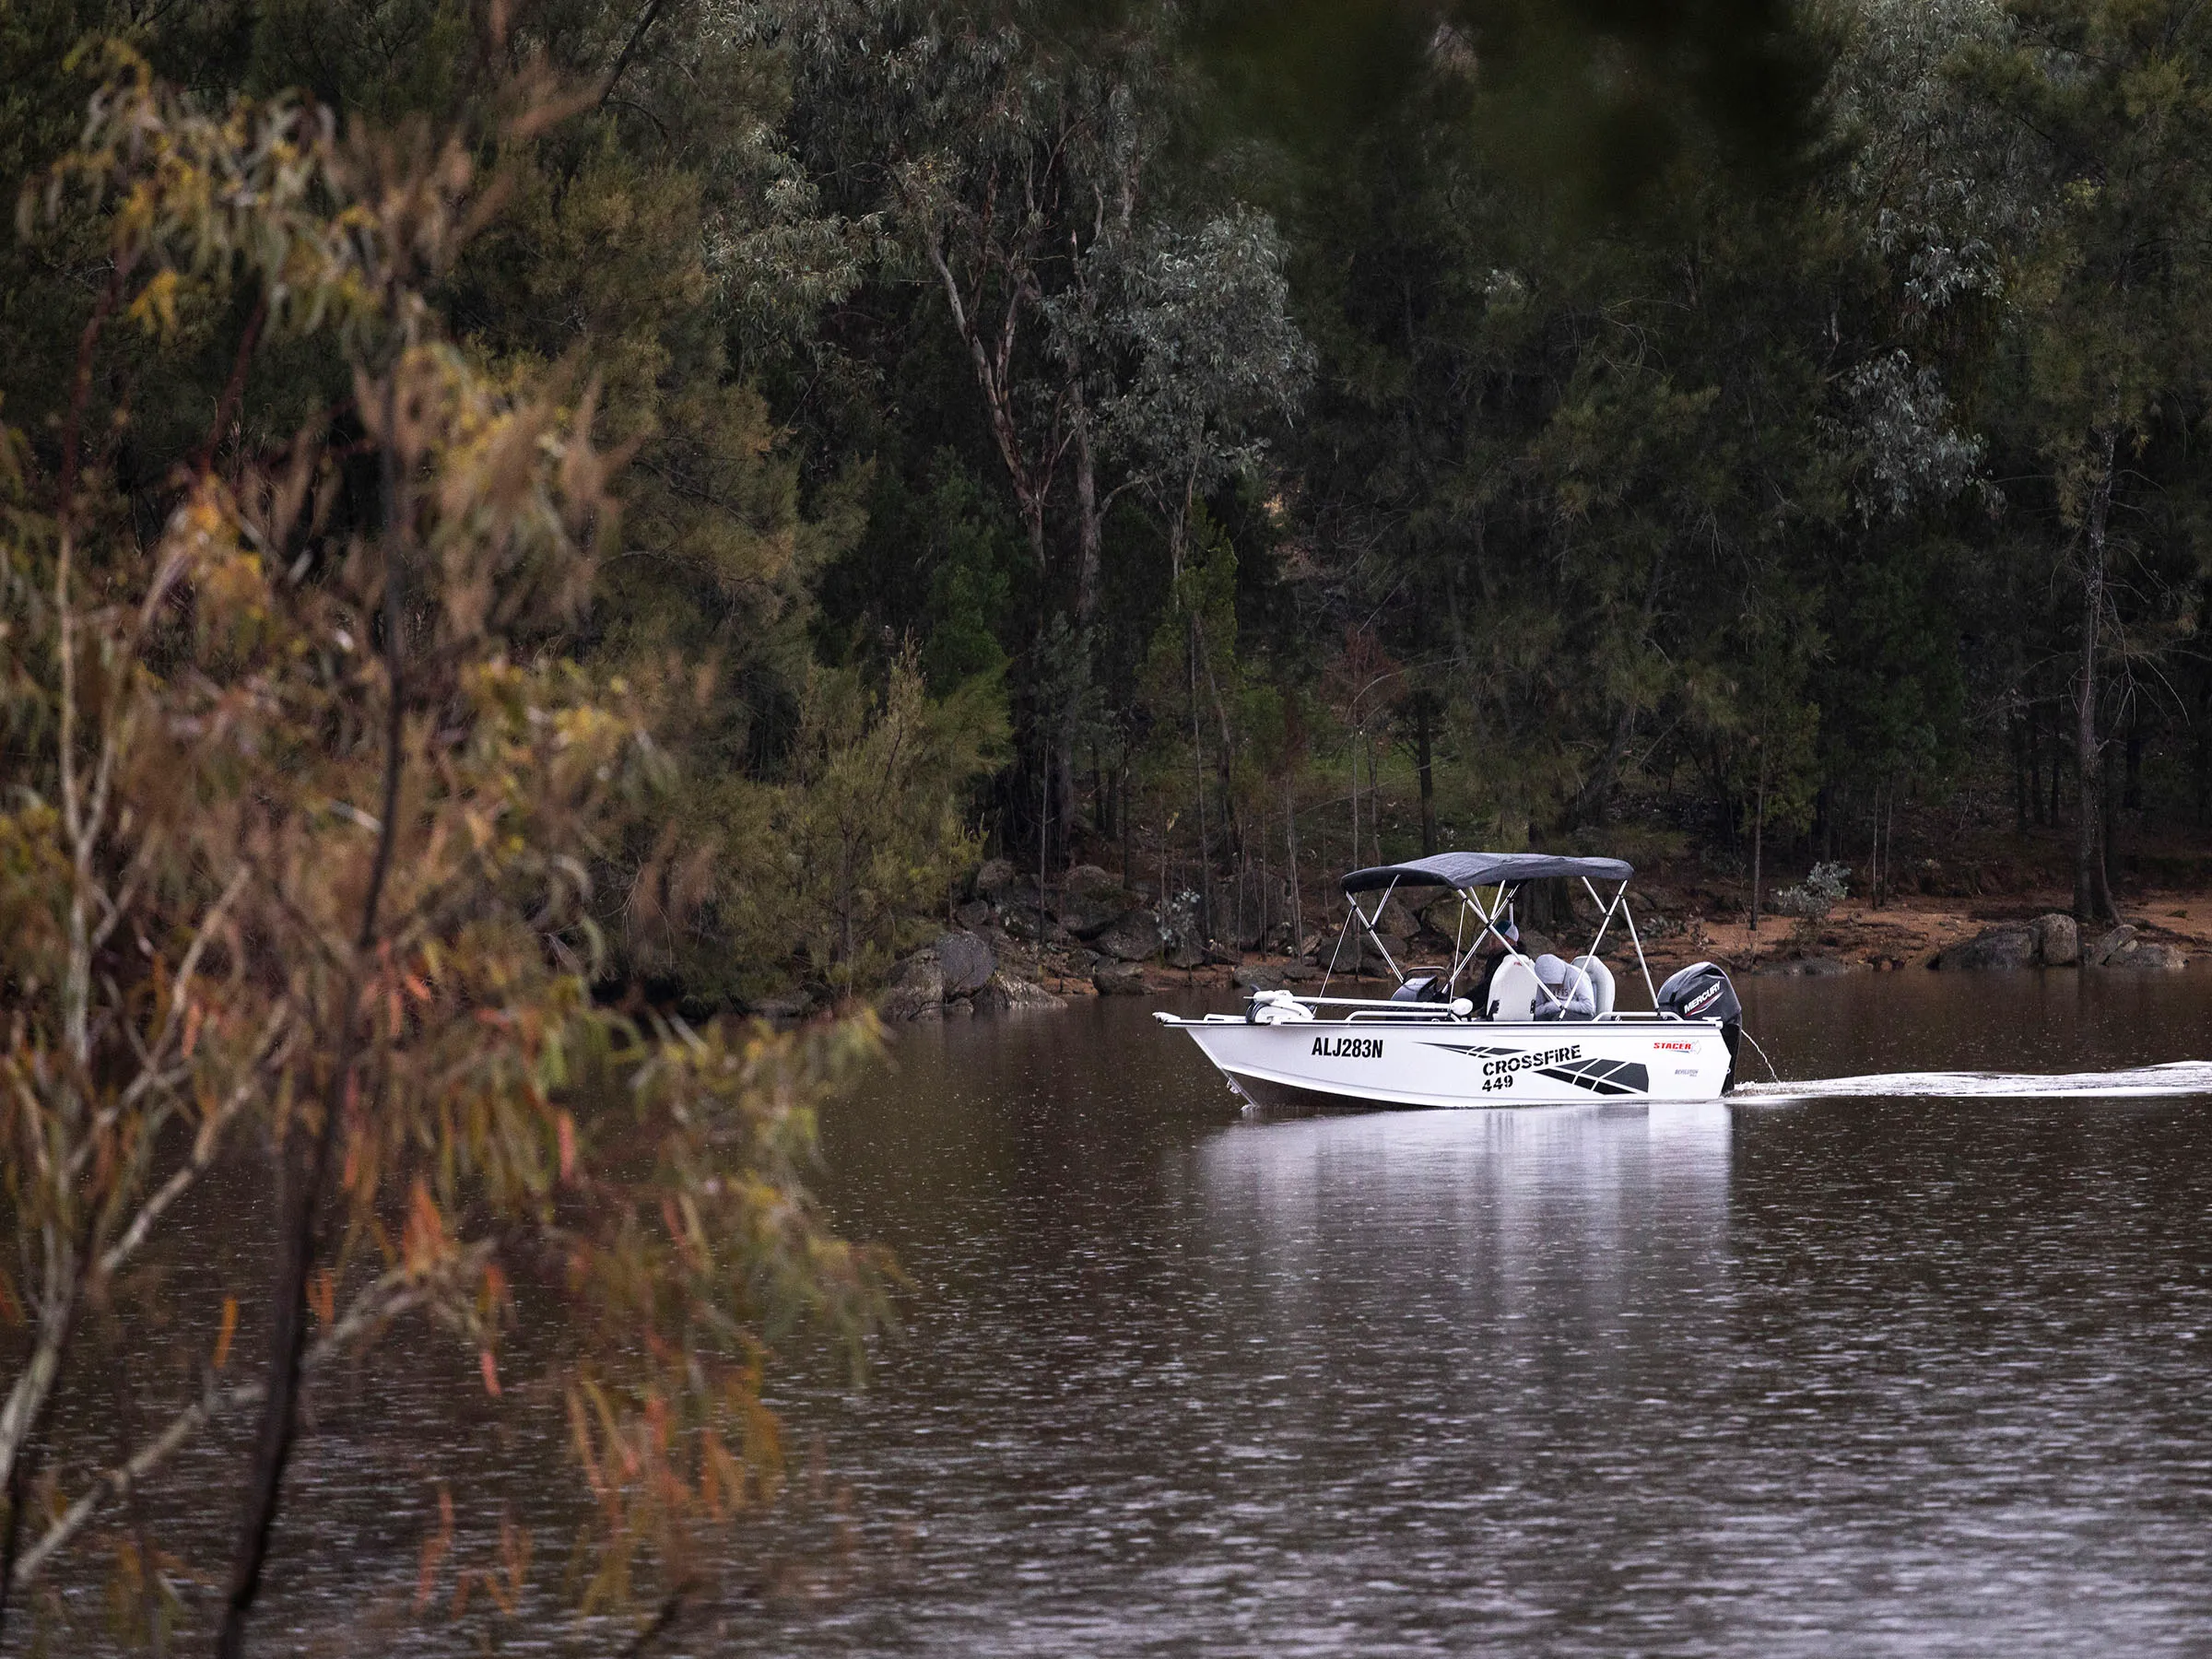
[1161,1015,1733,1108]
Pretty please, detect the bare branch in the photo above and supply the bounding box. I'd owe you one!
[15,1251,474,1590]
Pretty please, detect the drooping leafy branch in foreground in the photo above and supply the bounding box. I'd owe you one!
[0,39,890,1649]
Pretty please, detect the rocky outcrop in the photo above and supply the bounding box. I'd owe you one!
[971,858,1023,902]
[2091,924,2186,970]
[1165,938,1209,971]
[2088,924,2136,966]
[976,972,1066,1011]
[2031,912,2078,966]
[876,930,1012,1019]
[1093,962,1147,995]
[876,954,946,1020]
[935,930,996,997]
[1934,913,2184,971]
[956,860,1157,960]
[1094,910,1162,962]
[1056,865,1138,938]
[1232,963,1287,991]
[1371,897,1420,939]
[1933,924,2037,971]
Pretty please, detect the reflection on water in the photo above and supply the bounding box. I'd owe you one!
[773,971,2212,1657]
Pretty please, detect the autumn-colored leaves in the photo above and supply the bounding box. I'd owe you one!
[0,37,892,1648]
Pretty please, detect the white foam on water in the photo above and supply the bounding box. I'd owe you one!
[1735,1060,2212,1101]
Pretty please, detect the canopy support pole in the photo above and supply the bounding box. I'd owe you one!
[1616,883,1660,1008]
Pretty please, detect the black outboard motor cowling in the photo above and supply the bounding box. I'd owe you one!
[1655,960,1742,1092]
[1390,974,1449,1004]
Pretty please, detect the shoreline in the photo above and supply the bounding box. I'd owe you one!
[1022,888,2212,1000]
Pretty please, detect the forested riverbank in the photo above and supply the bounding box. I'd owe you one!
[4,0,2212,1645]
[9,0,2212,1018]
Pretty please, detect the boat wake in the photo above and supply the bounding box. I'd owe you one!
[1735,1060,2212,1101]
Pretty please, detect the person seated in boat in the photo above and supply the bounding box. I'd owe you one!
[1531,952,1597,1020]
[1474,919,1523,1008]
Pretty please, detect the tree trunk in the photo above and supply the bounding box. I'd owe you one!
[1118,760,1133,891]
[1347,729,1360,881]
[2028,702,2044,826]
[1037,735,1051,958]
[1869,790,1883,911]
[1071,383,1103,633]
[1283,776,1302,948]
[1749,762,1766,947]
[1415,696,1437,857]
[1188,618,1210,944]
[2074,426,2120,925]
[218,379,412,1659]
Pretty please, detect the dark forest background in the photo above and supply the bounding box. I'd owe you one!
[8,0,2212,1002]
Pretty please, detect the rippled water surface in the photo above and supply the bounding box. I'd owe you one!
[762,971,2212,1657]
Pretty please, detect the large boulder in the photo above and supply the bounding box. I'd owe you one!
[2089,924,2138,966]
[1001,906,1075,945]
[2091,924,2186,970]
[1094,961,1148,995]
[2117,941,2188,970]
[1095,909,1163,962]
[1232,963,1287,992]
[1371,897,1421,939]
[976,972,1066,1011]
[935,930,996,997]
[2031,912,2079,966]
[1056,865,1139,938]
[876,953,946,1021]
[1934,924,2037,971]
[971,858,1026,903]
[1362,932,1410,971]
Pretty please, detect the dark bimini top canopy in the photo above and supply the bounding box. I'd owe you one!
[1339,851,1634,895]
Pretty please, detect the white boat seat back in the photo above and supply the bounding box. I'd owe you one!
[1573,954,1617,1016]
[1485,954,1541,1022]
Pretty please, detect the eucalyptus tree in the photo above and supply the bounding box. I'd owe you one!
[0,42,889,1649]
[771,0,1307,857]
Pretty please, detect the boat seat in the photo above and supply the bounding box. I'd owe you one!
[1485,954,1541,1022]
[1573,954,1617,1016]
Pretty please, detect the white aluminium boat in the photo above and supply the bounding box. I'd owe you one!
[1157,852,1744,1110]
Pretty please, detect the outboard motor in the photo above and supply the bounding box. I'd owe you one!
[1655,960,1743,1092]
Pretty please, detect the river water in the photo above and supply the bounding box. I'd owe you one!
[51,971,2212,1654]
[750,970,2212,1657]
